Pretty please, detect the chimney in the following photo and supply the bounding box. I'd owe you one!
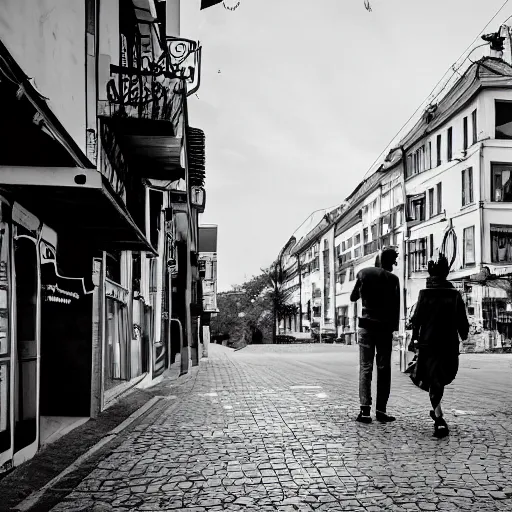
[481,30,505,59]
[500,24,512,65]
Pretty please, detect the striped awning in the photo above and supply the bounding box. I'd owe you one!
[187,127,205,187]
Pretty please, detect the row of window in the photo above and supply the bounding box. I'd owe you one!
[407,109,477,178]
[304,244,319,261]
[361,184,403,225]
[337,266,355,285]
[314,224,510,280]
[301,256,320,274]
[336,233,361,258]
[408,163,512,226]
[409,226,476,274]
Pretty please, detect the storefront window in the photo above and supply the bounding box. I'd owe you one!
[0,364,8,446]
[0,199,10,450]
[491,225,512,263]
[0,223,8,356]
[105,296,130,389]
[337,306,349,331]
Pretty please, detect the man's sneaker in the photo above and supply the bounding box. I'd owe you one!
[356,412,372,424]
[376,411,396,423]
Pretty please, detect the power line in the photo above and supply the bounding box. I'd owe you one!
[359,0,511,182]
[427,0,511,105]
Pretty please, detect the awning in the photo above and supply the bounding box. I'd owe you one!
[0,166,156,255]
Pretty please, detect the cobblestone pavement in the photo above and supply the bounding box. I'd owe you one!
[50,344,512,511]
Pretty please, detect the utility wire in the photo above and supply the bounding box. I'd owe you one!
[359,0,511,182]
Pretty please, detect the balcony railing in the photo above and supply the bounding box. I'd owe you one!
[100,25,201,129]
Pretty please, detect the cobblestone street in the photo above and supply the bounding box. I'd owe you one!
[48,344,512,512]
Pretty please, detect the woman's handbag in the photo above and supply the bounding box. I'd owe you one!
[407,352,429,391]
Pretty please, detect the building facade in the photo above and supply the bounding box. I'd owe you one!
[198,225,219,358]
[402,55,512,353]
[0,0,215,472]
[277,34,512,357]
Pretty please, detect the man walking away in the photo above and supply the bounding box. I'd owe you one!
[350,247,400,424]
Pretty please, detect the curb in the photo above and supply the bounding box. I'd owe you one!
[0,362,200,512]
[13,396,177,512]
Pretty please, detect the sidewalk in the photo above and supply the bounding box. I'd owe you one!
[0,363,199,512]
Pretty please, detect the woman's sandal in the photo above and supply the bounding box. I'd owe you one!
[430,411,449,438]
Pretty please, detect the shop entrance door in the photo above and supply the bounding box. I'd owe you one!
[12,232,40,464]
[0,218,12,470]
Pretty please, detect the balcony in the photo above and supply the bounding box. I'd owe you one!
[98,4,202,182]
[102,36,201,125]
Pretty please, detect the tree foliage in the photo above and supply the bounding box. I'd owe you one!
[211,268,298,347]
[211,272,274,347]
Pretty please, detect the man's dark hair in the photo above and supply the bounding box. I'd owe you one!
[381,248,398,270]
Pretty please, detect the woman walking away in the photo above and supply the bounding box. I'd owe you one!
[409,255,469,438]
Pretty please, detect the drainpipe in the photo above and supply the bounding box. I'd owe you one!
[479,143,487,345]
[400,146,409,332]
[332,228,337,338]
[479,142,485,270]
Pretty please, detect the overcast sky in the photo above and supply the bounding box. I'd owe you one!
[182,0,510,291]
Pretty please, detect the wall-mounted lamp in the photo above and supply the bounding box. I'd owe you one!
[191,186,206,212]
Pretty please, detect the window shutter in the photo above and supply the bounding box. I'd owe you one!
[462,169,466,206]
[469,167,474,203]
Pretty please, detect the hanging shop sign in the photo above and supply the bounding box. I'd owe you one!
[12,202,40,233]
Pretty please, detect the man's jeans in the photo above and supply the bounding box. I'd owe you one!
[358,327,393,412]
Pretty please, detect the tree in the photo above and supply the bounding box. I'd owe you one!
[211,272,274,347]
[211,264,300,347]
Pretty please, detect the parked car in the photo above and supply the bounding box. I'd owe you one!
[312,327,337,343]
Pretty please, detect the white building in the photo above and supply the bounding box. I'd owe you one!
[402,55,512,351]
[278,31,512,354]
